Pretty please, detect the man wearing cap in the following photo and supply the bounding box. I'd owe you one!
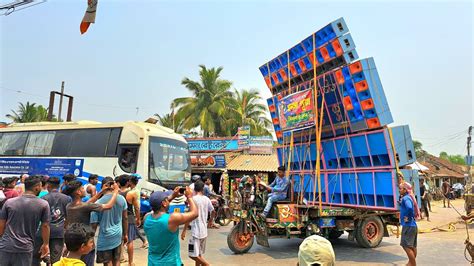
[144,186,198,266]
[298,234,336,266]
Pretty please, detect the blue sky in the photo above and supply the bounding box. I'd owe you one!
[0,0,472,156]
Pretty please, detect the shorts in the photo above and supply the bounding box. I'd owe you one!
[96,244,122,264]
[188,237,207,257]
[0,250,32,266]
[81,249,95,266]
[400,226,418,248]
[128,223,137,242]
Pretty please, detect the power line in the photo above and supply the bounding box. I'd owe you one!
[1,86,156,111]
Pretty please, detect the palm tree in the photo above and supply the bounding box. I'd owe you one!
[173,65,234,137]
[155,112,183,133]
[228,89,272,136]
[5,102,56,123]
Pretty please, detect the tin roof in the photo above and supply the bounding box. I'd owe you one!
[226,154,279,172]
[418,154,465,179]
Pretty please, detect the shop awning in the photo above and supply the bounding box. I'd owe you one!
[407,161,429,171]
[226,154,279,172]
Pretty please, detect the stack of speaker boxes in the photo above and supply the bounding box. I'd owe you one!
[261,18,419,211]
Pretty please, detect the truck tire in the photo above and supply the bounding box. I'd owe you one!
[227,223,254,254]
[355,216,384,248]
[328,230,343,240]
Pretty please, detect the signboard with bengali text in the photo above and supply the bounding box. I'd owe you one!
[187,139,239,152]
[190,154,226,169]
[278,89,315,130]
[0,158,84,177]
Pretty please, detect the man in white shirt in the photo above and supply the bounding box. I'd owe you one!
[181,180,214,266]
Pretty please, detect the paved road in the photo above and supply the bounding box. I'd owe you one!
[128,199,471,265]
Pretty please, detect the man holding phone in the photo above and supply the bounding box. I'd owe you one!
[144,186,198,266]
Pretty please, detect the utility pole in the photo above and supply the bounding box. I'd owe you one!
[57,81,65,121]
[47,81,74,122]
[467,126,472,189]
[465,126,473,214]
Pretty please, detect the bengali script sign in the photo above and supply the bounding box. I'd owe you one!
[190,154,226,168]
[187,139,239,151]
[0,158,84,176]
[278,90,315,130]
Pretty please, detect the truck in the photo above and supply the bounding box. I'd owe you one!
[227,17,420,252]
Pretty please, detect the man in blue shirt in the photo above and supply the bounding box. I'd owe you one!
[399,182,420,266]
[90,177,128,266]
[259,166,289,218]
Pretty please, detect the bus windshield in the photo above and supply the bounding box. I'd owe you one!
[148,136,190,184]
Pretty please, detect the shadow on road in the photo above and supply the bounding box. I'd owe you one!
[332,237,406,263]
[219,234,405,264]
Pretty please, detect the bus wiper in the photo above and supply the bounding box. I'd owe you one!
[149,151,165,188]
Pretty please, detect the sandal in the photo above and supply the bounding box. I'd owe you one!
[208,224,219,229]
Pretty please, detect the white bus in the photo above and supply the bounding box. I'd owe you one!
[0,120,191,210]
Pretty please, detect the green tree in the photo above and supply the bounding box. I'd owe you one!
[448,155,466,165]
[155,112,183,133]
[439,151,449,160]
[173,65,234,137]
[439,151,466,165]
[227,89,272,136]
[5,102,54,123]
[413,140,424,158]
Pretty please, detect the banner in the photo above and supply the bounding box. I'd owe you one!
[238,126,251,149]
[187,139,239,151]
[278,90,315,130]
[190,154,226,168]
[0,158,84,177]
[248,136,274,154]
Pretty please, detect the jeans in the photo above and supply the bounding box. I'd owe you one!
[32,236,64,265]
[0,251,32,266]
[263,194,287,216]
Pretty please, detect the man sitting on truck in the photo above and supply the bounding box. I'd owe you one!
[258,166,289,219]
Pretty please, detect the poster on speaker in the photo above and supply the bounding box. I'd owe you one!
[278,89,315,130]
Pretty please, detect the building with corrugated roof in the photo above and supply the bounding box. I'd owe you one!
[186,136,279,195]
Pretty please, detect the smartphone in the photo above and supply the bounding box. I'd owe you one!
[179,187,186,194]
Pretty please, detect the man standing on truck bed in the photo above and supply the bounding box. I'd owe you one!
[399,182,420,266]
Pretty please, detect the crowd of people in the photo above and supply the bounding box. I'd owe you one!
[0,172,224,266]
[0,169,433,266]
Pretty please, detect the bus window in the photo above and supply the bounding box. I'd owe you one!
[149,137,190,184]
[0,132,28,155]
[119,146,138,173]
[24,131,55,155]
[50,130,72,156]
[106,128,122,156]
[69,129,110,157]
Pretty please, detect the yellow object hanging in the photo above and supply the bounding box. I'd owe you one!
[387,127,401,185]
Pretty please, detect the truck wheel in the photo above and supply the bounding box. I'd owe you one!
[355,216,384,248]
[227,223,254,254]
[328,230,343,240]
